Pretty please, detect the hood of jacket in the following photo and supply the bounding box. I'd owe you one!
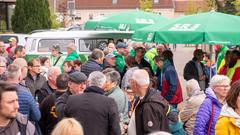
[67,51,79,59]
[220,104,240,128]
[205,87,222,107]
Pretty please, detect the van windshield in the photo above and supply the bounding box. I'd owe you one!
[38,39,75,52]
[0,35,18,43]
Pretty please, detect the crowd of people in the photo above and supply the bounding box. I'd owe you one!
[0,37,240,135]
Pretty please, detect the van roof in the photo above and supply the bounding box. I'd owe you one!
[29,30,133,39]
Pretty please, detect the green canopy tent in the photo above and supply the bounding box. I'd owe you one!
[84,10,167,31]
[132,11,240,45]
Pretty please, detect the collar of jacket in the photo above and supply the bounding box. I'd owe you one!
[89,59,99,64]
[139,88,168,108]
[27,73,41,80]
[84,86,104,95]
[162,59,171,72]
[105,86,119,96]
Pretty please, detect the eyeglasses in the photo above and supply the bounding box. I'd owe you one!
[32,65,41,67]
[214,85,230,89]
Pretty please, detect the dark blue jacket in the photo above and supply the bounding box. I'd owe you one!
[81,59,102,77]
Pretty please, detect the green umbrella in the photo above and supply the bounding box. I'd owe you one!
[132,21,171,42]
[84,10,167,31]
[133,11,240,44]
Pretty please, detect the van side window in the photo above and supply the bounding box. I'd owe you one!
[38,39,75,52]
[79,39,108,51]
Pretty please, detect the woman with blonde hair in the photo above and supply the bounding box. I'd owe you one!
[51,118,84,135]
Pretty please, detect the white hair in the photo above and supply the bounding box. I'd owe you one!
[209,75,230,88]
[48,66,61,78]
[67,42,77,51]
[88,71,107,88]
[186,79,201,96]
[149,131,172,135]
[13,58,27,68]
[131,69,150,86]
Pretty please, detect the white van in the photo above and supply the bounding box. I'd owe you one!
[25,30,133,62]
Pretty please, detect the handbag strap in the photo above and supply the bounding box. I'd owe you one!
[53,56,61,66]
[207,101,214,135]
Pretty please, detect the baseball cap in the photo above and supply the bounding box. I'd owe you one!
[9,37,17,42]
[105,53,116,59]
[69,72,87,84]
[116,42,127,49]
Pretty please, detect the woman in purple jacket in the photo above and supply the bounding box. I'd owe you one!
[193,75,230,135]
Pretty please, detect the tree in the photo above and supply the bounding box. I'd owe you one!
[234,0,240,15]
[184,0,200,15]
[139,0,153,11]
[11,0,52,33]
[221,0,237,14]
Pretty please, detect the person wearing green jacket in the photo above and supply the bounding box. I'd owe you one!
[113,42,128,75]
[145,44,166,74]
[64,43,80,61]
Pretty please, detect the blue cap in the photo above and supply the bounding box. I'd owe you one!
[116,42,127,49]
[105,53,116,59]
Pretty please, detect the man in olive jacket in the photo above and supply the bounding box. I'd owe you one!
[128,69,170,135]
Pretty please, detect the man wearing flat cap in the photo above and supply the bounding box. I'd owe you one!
[55,71,87,120]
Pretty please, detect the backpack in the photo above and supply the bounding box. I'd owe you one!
[166,105,186,135]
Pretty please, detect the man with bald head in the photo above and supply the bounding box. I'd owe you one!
[128,69,170,135]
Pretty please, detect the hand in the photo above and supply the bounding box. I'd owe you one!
[199,75,205,81]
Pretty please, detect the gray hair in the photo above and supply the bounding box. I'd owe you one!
[104,70,121,85]
[7,64,21,80]
[13,58,27,68]
[88,71,106,88]
[186,79,201,96]
[48,66,61,78]
[209,75,230,88]
[90,49,104,60]
[0,56,7,64]
[131,69,150,86]
[149,131,172,135]
[67,42,77,51]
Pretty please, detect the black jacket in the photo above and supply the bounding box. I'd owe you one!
[134,89,170,135]
[55,90,72,120]
[137,58,154,76]
[39,91,65,135]
[25,73,46,96]
[183,59,209,89]
[35,81,55,104]
[81,59,102,77]
[65,86,121,135]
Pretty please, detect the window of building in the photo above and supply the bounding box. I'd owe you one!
[154,0,159,4]
[112,0,117,4]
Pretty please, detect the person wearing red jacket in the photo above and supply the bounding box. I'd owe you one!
[6,37,17,54]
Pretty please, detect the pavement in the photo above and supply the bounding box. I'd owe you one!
[171,44,196,108]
